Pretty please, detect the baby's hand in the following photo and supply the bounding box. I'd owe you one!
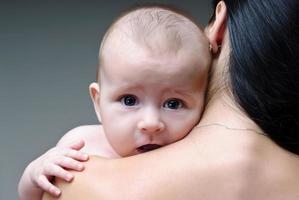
[29,139,89,196]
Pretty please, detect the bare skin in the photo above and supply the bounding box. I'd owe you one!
[43,95,299,200]
[43,2,299,199]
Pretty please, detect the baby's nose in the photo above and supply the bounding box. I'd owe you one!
[138,120,165,133]
[137,114,165,134]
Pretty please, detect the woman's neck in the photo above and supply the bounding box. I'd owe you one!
[198,31,262,135]
[199,89,263,135]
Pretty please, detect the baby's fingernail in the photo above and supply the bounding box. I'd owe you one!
[54,189,61,196]
[77,163,84,169]
[67,174,73,181]
[83,154,89,159]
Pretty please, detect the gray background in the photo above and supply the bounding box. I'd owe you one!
[0,1,211,199]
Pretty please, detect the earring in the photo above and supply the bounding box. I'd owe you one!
[209,43,213,52]
[209,43,222,54]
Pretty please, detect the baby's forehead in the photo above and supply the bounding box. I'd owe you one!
[100,44,208,92]
[101,7,208,57]
[98,6,211,83]
[100,33,210,81]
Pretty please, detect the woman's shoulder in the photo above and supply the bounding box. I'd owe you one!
[188,125,299,198]
[46,144,254,199]
[44,129,299,200]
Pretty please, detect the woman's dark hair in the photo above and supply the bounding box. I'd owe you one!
[210,0,299,154]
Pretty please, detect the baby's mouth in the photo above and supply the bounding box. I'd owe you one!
[137,144,162,153]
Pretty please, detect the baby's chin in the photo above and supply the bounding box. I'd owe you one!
[136,144,162,154]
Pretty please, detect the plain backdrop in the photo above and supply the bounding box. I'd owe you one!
[0,1,211,199]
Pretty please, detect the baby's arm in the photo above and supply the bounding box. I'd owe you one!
[18,127,90,200]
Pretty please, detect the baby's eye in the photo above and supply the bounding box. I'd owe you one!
[163,98,183,110]
[120,95,138,106]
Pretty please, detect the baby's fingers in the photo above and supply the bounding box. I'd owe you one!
[45,164,74,182]
[66,139,85,150]
[37,175,61,197]
[64,149,89,161]
[56,156,85,171]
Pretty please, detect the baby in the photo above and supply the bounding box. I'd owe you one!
[18,5,211,199]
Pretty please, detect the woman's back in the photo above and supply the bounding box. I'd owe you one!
[43,122,299,200]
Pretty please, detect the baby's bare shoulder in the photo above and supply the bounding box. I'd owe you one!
[57,125,103,147]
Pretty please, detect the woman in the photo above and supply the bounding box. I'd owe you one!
[44,0,299,199]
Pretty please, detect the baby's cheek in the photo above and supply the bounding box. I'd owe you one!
[172,112,200,139]
[103,112,136,153]
[167,121,192,142]
[103,123,131,156]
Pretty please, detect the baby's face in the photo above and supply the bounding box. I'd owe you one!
[95,40,209,157]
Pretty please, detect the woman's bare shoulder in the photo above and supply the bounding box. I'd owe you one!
[43,126,299,200]
[42,140,249,200]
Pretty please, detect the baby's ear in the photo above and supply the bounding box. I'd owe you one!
[89,82,101,122]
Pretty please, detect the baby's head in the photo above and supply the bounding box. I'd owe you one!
[90,5,211,156]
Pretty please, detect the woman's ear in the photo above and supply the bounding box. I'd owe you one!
[89,82,101,122]
[205,1,227,54]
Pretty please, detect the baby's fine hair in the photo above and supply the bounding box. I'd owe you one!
[96,4,205,81]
